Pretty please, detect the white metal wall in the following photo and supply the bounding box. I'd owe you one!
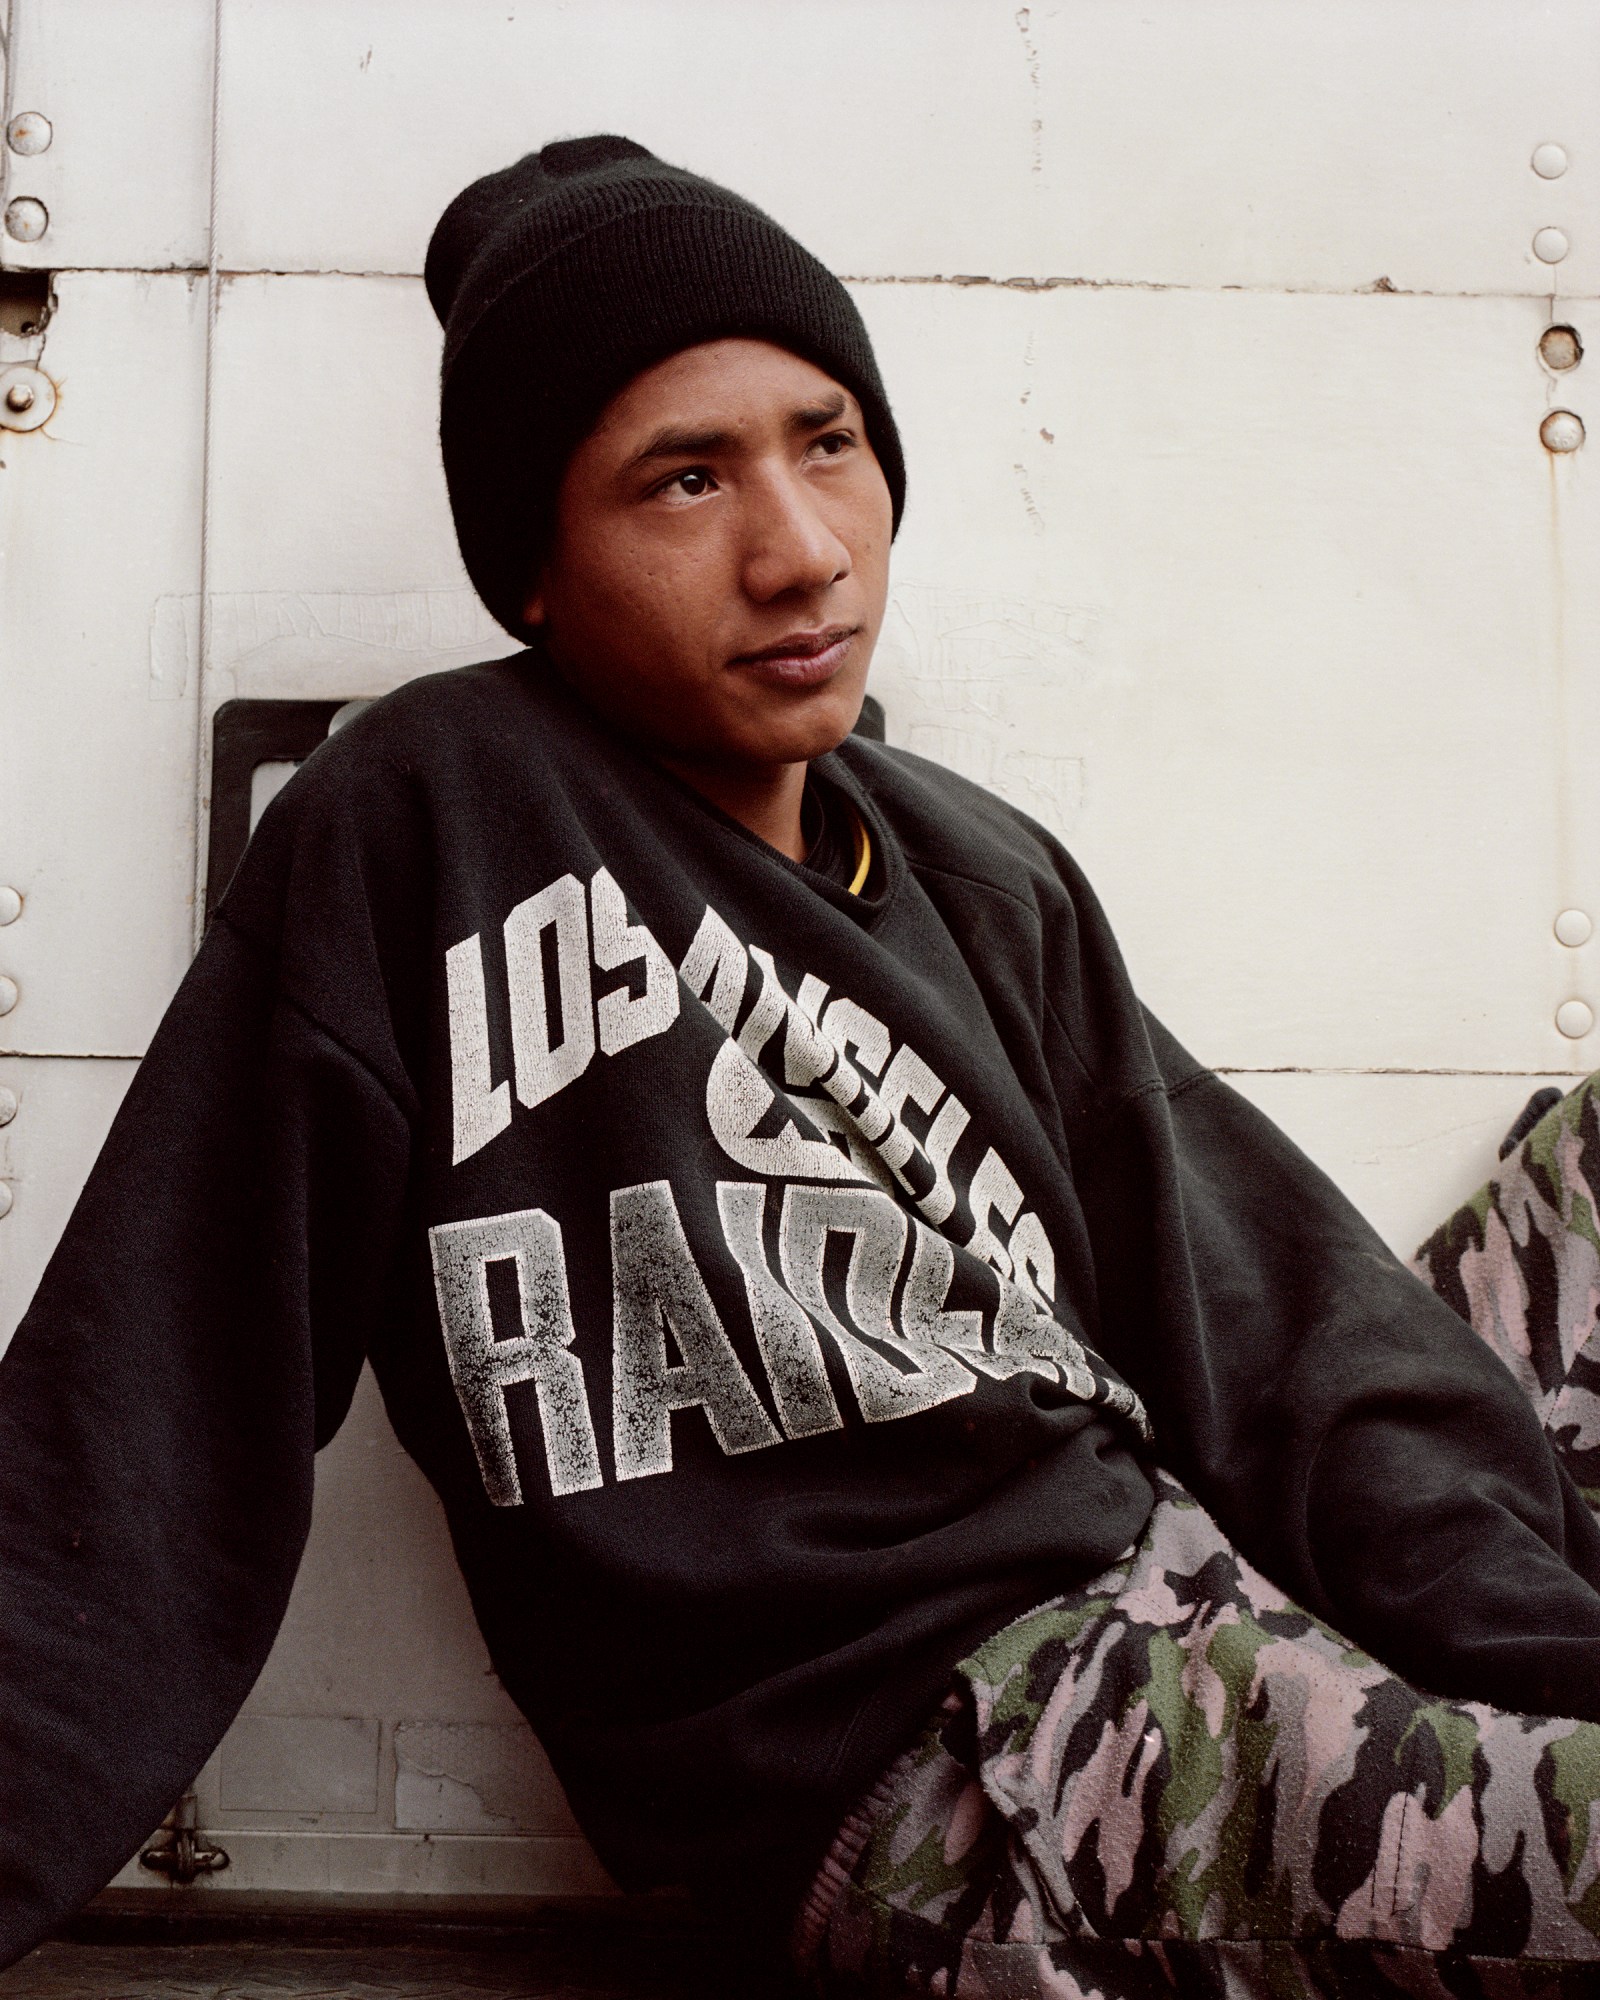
[0,0,1594,1905]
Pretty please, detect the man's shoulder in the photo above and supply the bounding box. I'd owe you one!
[251,651,567,824]
[212,653,564,935]
[317,650,548,769]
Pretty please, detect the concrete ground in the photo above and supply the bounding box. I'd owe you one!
[0,1906,795,1999]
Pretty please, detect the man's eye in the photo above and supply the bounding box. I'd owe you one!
[811,431,855,459]
[663,467,714,498]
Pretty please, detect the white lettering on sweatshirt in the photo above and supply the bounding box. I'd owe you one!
[433,868,1152,1503]
[428,1206,603,1504]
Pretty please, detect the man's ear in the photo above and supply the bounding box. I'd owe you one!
[522,545,553,628]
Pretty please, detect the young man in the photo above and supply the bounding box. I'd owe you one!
[4,136,1600,1997]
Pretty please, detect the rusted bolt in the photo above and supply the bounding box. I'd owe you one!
[0,366,56,432]
[1534,226,1571,264]
[1541,409,1585,452]
[1532,143,1569,180]
[6,112,51,157]
[1539,324,1584,372]
[4,197,47,244]
[1557,998,1595,1039]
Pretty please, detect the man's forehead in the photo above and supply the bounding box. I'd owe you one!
[593,338,859,448]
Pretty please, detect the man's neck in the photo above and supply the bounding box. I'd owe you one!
[652,751,810,862]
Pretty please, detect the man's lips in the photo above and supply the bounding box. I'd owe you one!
[729,625,860,687]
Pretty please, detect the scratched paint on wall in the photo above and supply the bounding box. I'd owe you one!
[150,589,504,703]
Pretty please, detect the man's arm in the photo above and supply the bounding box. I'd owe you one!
[0,912,410,1969]
[1080,1016,1600,1720]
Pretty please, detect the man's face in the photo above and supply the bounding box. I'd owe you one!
[525,338,894,781]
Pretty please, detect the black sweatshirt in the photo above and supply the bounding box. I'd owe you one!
[5,652,1600,1965]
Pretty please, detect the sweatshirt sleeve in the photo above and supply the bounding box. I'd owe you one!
[1078,1007,1600,1722]
[0,910,412,1968]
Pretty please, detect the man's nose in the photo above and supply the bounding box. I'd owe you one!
[740,467,852,602]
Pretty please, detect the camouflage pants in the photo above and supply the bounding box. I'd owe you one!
[795,1078,1600,1998]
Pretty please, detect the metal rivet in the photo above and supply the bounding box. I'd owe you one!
[0,1184,12,1221]
[1556,909,1593,947]
[0,366,55,433]
[1534,226,1571,264]
[0,977,16,1017]
[1541,409,1585,452]
[3,196,48,244]
[0,1088,16,1127]
[1540,324,1584,372]
[6,111,51,157]
[0,888,19,926]
[1533,143,1570,180]
[1557,998,1595,1039]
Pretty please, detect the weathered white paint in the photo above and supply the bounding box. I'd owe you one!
[0,0,213,272]
[862,282,1600,1073]
[212,0,1600,298]
[0,1058,138,1347]
[394,1723,582,1835]
[201,272,502,706]
[2,0,1595,1911]
[1229,1070,1581,1260]
[0,273,206,1057]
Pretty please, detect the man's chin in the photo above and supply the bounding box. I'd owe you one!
[629,666,875,775]
[748,670,875,761]
[748,699,866,767]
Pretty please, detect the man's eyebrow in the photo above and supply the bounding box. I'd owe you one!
[622,423,735,474]
[788,390,850,432]
[619,392,854,477]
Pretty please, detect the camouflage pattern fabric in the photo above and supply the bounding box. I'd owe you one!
[795,1081,1600,1998]
[1412,1073,1600,1512]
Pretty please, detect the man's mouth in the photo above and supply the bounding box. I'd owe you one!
[730,625,860,687]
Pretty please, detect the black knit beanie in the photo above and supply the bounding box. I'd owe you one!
[424,135,907,639]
